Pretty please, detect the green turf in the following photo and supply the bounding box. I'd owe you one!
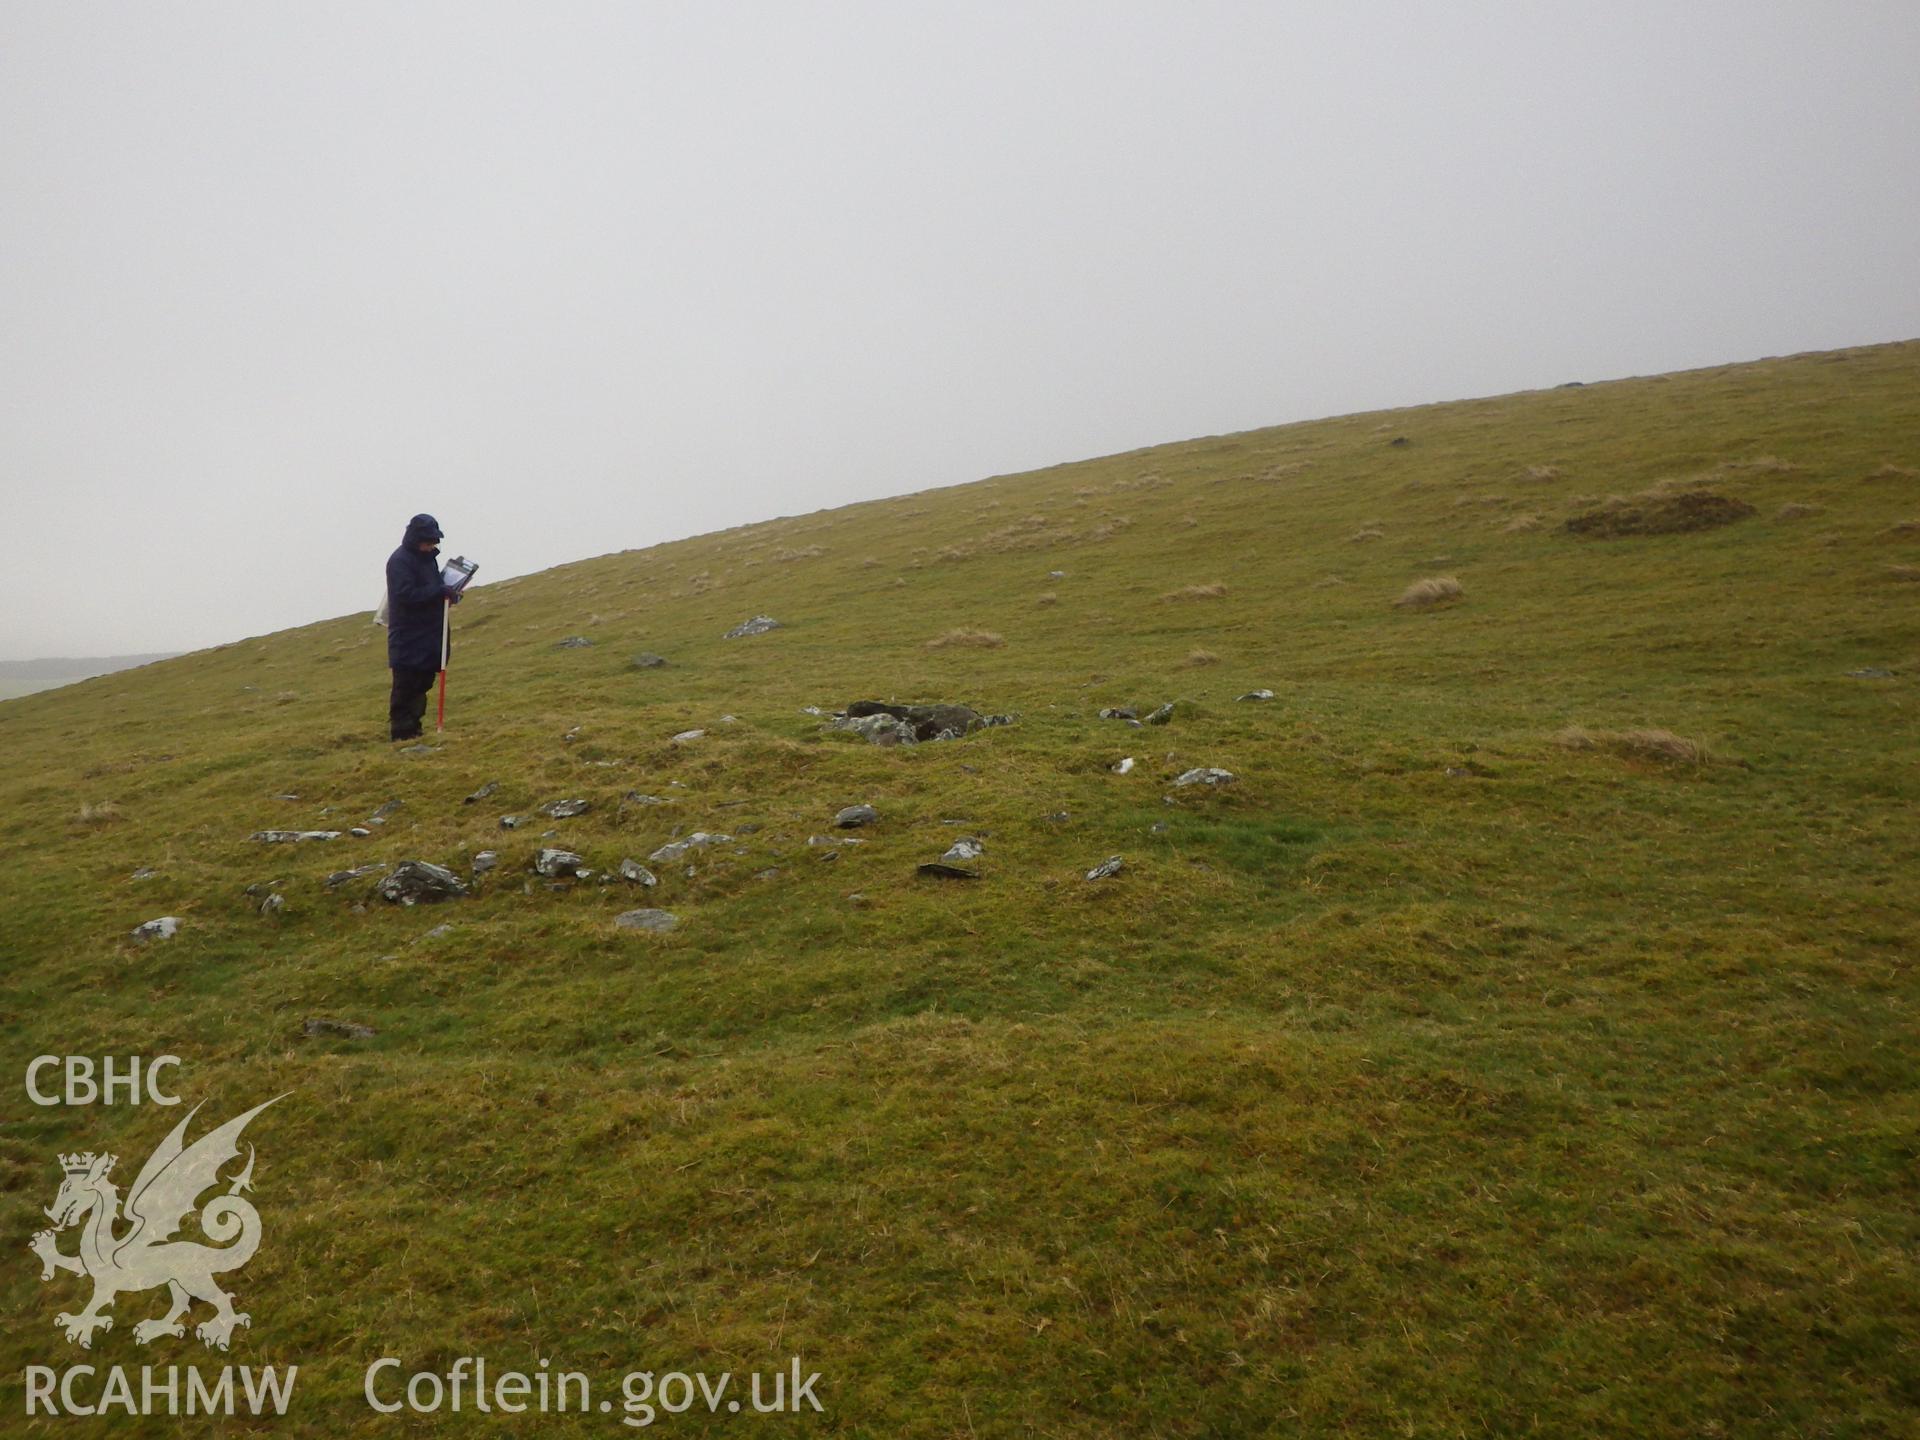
[2,341,1916,1436]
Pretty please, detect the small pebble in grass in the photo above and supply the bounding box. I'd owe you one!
[835,804,879,828]
[1237,689,1275,702]
[616,907,680,933]
[500,815,522,829]
[350,826,372,837]
[1150,821,1169,834]
[1847,667,1895,680]
[649,832,731,863]
[1086,856,1125,881]
[540,798,591,819]
[131,867,159,880]
[671,729,706,744]
[1144,702,1175,726]
[942,837,985,863]
[1100,706,1138,722]
[471,851,499,876]
[303,1017,375,1041]
[1111,757,1135,774]
[464,781,499,804]
[618,858,658,887]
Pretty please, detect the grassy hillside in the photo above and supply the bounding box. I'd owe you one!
[2,341,1916,1437]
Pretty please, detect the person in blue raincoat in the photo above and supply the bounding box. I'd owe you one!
[385,513,461,740]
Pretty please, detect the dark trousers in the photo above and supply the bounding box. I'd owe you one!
[389,667,438,740]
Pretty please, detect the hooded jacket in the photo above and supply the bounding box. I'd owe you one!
[386,514,453,671]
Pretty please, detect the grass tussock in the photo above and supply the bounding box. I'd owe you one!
[1775,502,1821,520]
[1160,582,1227,602]
[1886,564,1920,583]
[1502,513,1544,533]
[1184,648,1221,667]
[73,801,124,825]
[1867,462,1917,481]
[1393,575,1464,609]
[925,627,1006,649]
[1557,725,1709,765]
[1524,464,1561,482]
[1880,518,1920,537]
[1349,527,1384,543]
[1035,592,1058,607]
[1565,485,1756,538]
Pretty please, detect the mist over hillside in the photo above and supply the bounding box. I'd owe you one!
[0,652,180,701]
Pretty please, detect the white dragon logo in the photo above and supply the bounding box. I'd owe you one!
[28,1096,282,1350]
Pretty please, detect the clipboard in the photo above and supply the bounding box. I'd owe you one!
[441,556,478,594]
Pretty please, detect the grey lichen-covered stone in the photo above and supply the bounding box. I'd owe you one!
[534,848,588,878]
[303,1016,375,1040]
[464,781,500,804]
[1099,706,1138,721]
[1085,855,1126,881]
[325,863,387,888]
[1847,667,1895,680]
[723,614,782,639]
[1237,689,1275,702]
[375,861,469,904]
[916,862,978,880]
[671,729,707,744]
[835,804,879,828]
[648,832,731,864]
[258,893,286,917]
[1143,702,1176,726]
[621,791,672,808]
[132,916,180,942]
[829,700,1011,746]
[614,907,679,933]
[632,652,669,669]
[369,801,404,820]
[618,858,658,887]
[251,829,342,843]
[499,814,522,829]
[540,798,592,819]
[349,827,372,837]
[1111,757,1135,774]
[471,851,499,876]
[555,635,594,648]
[941,837,984,863]
[1172,767,1236,787]
[130,867,159,880]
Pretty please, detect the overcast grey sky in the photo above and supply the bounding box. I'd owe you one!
[2,2,1915,660]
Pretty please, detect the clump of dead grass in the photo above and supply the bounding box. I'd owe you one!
[1556,725,1708,765]
[1867,463,1917,481]
[1035,592,1058,607]
[75,802,124,825]
[1184,648,1220,667]
[1160,582,1227,602]
[1393,576,1464,609]
[1775,503,1820,521]
[925,627,1006,650]
[1886,564,1920,583]
[1523,464,1561,482]
[1502,514,1544,533]
[1349,527,1384,543]
[1565,483,1756,538]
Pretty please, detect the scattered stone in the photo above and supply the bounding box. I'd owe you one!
[809,834,865,847]
[555,636,594,648]
[1144,703,1176,726]
[1237,689,1275,702]
[325,864,387,888]
[463,781,499,804]
[375,861,469,904]
[1173,767,1236,787]
[723,615,782,639]
[1389,435,1410,447]
[916,862,979,880]
[799,705,827,716]
[132,916,180,942]
[1047,570,1066,579]
[273,793,300,801]
[621,792,672,808]
[1100,706,1139,721]
[1086,855,1126,881]
[130,867,159,881]
[1045,811,1070,823]
[349,827,372,837]
[618,858,658,887]
[671,729,707,744]
[1111,757,1135,774]
[258,893,286,918]
[835,804,879,828]
[369,801,404,820]
[302,1017,375,1041]
[942,837,985,863]
[540,798,592,819]
[562,726,583,743]
[614,907,679,933]
[632,652,669,669]
[649,832,731,864]
[397,744,438,756]
[251,829,342,843]
[754,867,781,881]
[1150,820,1169,834]
[830,700,1012,745]
[718,714,739,724]
[471,851,499,876]
[534,848,588,878]
[1847,667,1895,680]
[499,815,522,829]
